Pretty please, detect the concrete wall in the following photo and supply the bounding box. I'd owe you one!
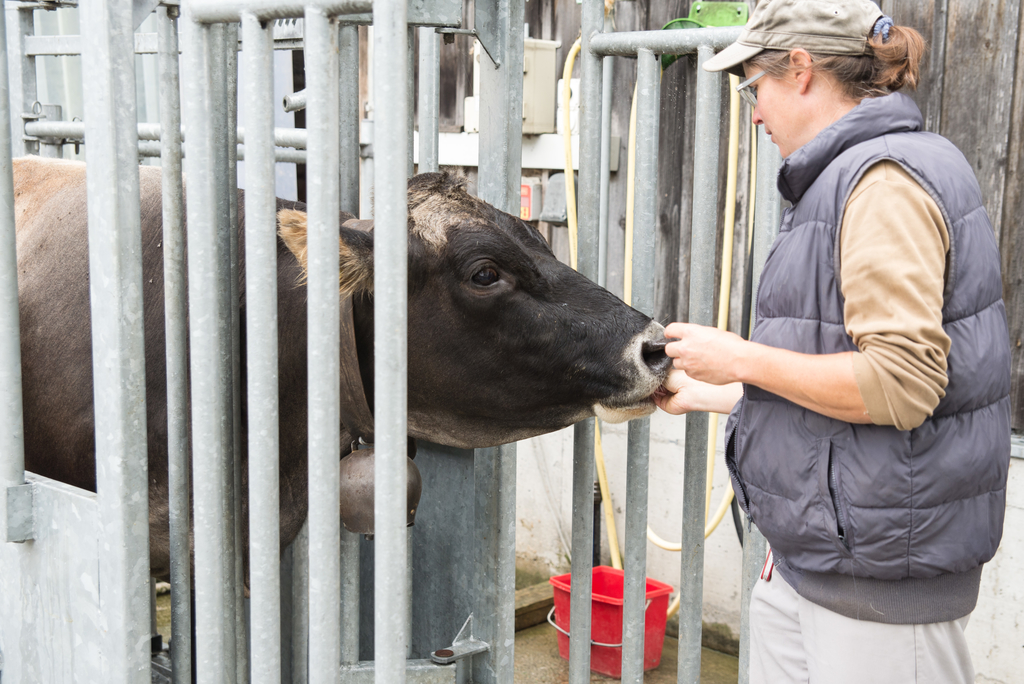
[515,418,1024,683]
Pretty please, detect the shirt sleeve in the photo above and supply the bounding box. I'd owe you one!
[840,161,951,431]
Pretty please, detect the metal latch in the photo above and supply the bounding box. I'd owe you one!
[430,614,489,665]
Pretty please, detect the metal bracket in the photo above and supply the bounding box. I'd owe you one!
[6,483,35,543]
[430,614,490,665]
[435,28,500,67]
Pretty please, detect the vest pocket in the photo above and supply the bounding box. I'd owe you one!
[825,441,851,551]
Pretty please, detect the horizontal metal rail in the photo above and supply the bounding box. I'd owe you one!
[588,26,741,58]
[190,0,371,23]
[24,121,308,149]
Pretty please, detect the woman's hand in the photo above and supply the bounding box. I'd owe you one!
[664,322,749,386]
[655,368,743,416]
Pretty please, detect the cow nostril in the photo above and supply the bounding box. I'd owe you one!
[641,337,672,376]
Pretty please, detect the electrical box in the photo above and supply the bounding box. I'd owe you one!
[520,178,542,220]
[464,38,559,134]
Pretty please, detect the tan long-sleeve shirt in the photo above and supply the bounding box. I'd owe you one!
[840,161,951,431]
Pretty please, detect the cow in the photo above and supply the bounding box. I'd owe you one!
[13,156,671,580]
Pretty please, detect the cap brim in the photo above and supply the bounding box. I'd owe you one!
[702,41,763,78]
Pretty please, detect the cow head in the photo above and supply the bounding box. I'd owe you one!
[278,172,670,448]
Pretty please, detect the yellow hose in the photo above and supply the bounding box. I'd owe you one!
[563,38,582,271]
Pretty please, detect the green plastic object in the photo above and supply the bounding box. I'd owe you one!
[661,2,748,70]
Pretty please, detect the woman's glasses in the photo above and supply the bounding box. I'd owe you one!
[736,71,765,107]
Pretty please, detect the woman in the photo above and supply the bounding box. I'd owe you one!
[656,1,1011,682]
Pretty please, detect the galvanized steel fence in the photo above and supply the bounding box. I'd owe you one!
[0,1,783,682]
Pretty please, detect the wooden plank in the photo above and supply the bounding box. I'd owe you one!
[940,0,1022,238]
[1000,1,1024,431]
[514,581,555,631]
[881,0,948,133]
[438,0,474,132]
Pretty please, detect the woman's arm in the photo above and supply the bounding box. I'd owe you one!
[662,322,872,424]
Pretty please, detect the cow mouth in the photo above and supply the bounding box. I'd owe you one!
[593,393,658,423]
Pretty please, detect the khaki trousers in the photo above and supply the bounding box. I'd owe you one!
[749,569,974,684]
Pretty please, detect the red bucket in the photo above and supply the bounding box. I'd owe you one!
[548,566,673,678]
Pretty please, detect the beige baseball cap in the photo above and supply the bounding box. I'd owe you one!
[703,0,885,76]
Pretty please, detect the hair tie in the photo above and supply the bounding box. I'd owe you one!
[872,15,894,42]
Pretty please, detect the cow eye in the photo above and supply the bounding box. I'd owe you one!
[472,267,500,286]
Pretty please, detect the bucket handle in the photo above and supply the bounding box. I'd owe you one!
[545,600,652,649]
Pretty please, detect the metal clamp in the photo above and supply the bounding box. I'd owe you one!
[430,614,490,665]
[545,601,652,649]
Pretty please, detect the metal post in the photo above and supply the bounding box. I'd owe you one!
[597,13,614,288]
[676,44,722,684]
[5,5,36,156]
[80,1,150,681]
[241,13,281,684]
[474,0,524,680]
[372,0,409,680]
[180,12,234,683]
[407,25,416,177]
[416,26,440,173]
[156,6,192,683]
[737,128,781,684]
[619,47,659,684]
[0,1,25,544]
[304,9,342,684]
[211,24,240,684]
[567,1,604,681]
[224,21,249,684]
[339,25,360,216]
[340,528,360,665]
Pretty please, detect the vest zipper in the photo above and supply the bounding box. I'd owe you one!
[828,447,849,550]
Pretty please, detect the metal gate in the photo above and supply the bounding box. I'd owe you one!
[0,0,784,682]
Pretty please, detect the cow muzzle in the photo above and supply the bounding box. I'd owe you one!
[592,321,671,423]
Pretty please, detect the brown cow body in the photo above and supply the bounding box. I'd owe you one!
[13,156,670,580]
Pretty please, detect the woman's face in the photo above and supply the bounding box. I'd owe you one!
[743,63,808,158]
[743,51,857,158]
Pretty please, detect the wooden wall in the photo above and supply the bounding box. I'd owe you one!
[425,0,1024,430]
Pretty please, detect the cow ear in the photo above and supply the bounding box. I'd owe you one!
[339,225,374,296]
[278,209,374,296]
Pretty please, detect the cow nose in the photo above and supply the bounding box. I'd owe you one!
[641,337,673,376]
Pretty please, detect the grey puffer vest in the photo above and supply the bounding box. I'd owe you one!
[725,93,1011,623]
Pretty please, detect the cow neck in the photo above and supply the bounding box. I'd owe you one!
[339,293,375,446]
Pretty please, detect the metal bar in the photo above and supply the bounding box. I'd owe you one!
[339,25,360,216]
[6,6,36,156]
[589,26,742,58]
[416,26,439,173]
[373,0,409,679]
[471,444,516,684]
[241,13,281,684]
[340,528,361,665]
[25,120,310,149]
[79,1,150,681]
[191,0,371,24]
[25,32,161,56]
[304,9,343,684]
[472,1,524,680]
[567,2,605,681]
[180,13,233,683]
[0,1,26,544]
[596,13,614,288]
[210,23,240,684]
[619,47,660,684]
[407,25,415,177]
[157,6,192,683]
[224,21,248,684]
[339,21,362,667]
[737,127,782,684]
[676,44,722,684]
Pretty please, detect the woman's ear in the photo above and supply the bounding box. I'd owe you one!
[788,48,814,94]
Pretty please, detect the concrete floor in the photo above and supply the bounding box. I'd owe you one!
[514,622,738,683]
